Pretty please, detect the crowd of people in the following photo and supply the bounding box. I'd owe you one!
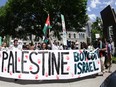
[0,39,84,51]
[95,38,113,74]
[0,37,114,75]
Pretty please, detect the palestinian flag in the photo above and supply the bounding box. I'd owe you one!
[43,14,50,36]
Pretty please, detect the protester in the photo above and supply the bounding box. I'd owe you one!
[37,43,41,50]
[0,37,113,77]
[97,38,107,75]
[9,39,22,81]
[26,44,30,50]
[29,42,35,50]
[105,40,113,73]
[87,43,94,51]
[75,40,79,49]
[34,43,38,50]
[111,40,114,56]
[63,45,68,50]
[41,43,48,50]
[22,42,27,50]
[93,40,98,49]
[59,44,63,50]
[1,42,8,51]
[18,41,23,50]
[71,41,75,50]
[81,42,87,49]
[9,38,22,50]
[48,39,59,50]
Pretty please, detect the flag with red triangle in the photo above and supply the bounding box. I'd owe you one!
[43,14,50,35]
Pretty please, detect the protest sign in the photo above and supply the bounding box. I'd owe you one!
[0,49,101,80]
[61,14,67,46]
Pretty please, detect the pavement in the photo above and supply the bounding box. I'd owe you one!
[0,64,116,87]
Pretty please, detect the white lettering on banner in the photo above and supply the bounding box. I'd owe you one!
[0,49,101,80]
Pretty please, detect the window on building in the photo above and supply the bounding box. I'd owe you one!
[83,34,85,38]
[69,33,71,38]
[74,33,76,38]
[79,33,82,39]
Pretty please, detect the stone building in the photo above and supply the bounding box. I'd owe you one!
[49,31,87,49]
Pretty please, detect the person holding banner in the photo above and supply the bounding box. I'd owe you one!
[48,38,59,50]
[29,42,35,50]
[59,44,63,50]
[41,42,48,50]
[9,39,22,81]
[87,43,94,51]
[105,40,112,73]
[9,39,22,50]
[51,41,59,50]
[97,38,107,75]
[1,42,9,51]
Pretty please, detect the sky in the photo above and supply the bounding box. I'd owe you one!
[0,0,116,22]
[87,0,116,21]
[0,0,7,7]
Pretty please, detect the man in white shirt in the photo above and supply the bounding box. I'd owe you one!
[48,39,59,50]
[9,39,22,81]
[9,39,22,50]
[52,40,59,50]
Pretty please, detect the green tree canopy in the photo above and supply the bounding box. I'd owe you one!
[0,0,88,39]
[91,17,103,43]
